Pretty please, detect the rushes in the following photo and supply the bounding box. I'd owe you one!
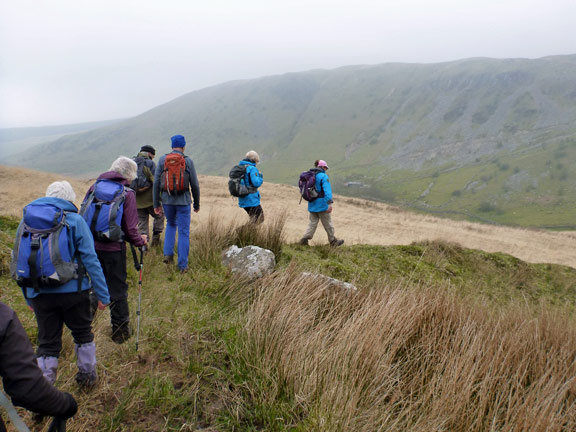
[241,269,576,431]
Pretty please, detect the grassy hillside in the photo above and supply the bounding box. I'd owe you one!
[1,213,576,431]
[5,55,576,227]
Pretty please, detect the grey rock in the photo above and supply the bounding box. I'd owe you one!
[222,245,276,279]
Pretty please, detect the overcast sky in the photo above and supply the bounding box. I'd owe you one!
[0,0,574,128]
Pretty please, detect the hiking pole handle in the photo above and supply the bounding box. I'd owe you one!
[129,244,141,271]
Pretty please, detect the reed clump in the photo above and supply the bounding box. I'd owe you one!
[240,269,576,431]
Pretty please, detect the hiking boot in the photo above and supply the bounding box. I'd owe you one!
[298,238,309,246]
[330,239,344,248]
[75,371,97,388]
[179,267,188,274]
[111,325,132,344]
[151,234,161,247]
[163,255,174,264]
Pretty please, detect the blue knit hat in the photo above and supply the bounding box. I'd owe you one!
[171,135,186,148]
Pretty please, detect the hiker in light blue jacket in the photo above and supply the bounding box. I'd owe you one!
[299,160,344,247]
[238,150,264,224]
[13,181,109,389]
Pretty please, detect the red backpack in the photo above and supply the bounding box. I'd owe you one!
[161,153,189,194]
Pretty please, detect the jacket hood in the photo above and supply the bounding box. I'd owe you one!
[239,160,256,167]
[27,197,79,213]
[97,171,130,185]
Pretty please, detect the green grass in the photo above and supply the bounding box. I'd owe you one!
[1,214,576,430]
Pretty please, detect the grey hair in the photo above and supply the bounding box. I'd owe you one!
[245,150,260,163]
[109,156,138,181]
[46,181,76,202]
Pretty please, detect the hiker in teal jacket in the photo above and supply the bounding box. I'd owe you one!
[12,181,109,389]
[299,160,344,247]
[238,150,264,224]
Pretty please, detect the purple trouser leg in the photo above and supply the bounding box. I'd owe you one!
[37,356,59,384]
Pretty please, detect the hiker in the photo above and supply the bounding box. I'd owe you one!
[82,157,147,344]
[236,150,264,224]
[0,302,78,430]
[299,160,344,247]
[153,134,200,273]
[132,144,165,247]
[11,180,110,388]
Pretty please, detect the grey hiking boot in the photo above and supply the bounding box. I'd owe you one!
[75,342,98,388]
[298,238,309,246]
[330,239,344,247]
[163,255,174,264]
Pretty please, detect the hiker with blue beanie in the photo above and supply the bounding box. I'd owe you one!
[10,180,110,389]
[299,160,344,247]
[153,134,201,273]
[237,150,264,224]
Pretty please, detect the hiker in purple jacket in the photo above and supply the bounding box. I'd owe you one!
[0,302,78,430]
[83,156,147,344]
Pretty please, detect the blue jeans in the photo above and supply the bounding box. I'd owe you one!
[162,204,191,270]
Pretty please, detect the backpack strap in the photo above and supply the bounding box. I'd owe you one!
[27,234,41,293]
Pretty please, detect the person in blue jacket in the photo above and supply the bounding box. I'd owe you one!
[238,150,264,224]
[299,160,344,247]
[13,181,110,388]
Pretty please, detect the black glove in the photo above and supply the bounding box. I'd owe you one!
[47,417,66,432]
[60,392,78,419]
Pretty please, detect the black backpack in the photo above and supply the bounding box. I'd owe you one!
[130,156,154,192]
[228,165,257,197]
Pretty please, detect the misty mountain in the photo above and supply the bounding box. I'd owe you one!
[5,55,576,226]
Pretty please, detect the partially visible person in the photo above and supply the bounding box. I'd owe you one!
[81,157,147,344]
[237,150,264,224]
[131,144,165,247]
[0,302,78,430]
[10,180,110,388]
[153,135,200,273]
[299,160,344,247]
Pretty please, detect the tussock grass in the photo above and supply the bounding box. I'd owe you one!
[238,269,576,431]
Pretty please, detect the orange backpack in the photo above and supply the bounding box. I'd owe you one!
[161,153,189,194]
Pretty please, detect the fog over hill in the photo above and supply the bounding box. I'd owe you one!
[5,55,576,226]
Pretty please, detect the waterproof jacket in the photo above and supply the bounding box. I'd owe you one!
[153,150,200,210]
[0,302,77,431]
[84,172,146,253]
[238,160,263,208]
[17,197,110,304]
[133,152,156,209]
[307,169,334,213]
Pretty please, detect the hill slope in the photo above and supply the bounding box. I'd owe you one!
[5,55,576,226]
[1,164,575,269]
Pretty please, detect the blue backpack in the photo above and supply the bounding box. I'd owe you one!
[10,204,80,293]
[80,179,126,242]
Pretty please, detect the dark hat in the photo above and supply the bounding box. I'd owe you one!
[171,135,186,148]
[140,145,156,155]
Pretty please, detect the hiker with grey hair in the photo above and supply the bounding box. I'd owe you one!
[11,180,109,389]
[153,135,200,273]
[82,156,147,344]
[131,145,165,247]
[236,150,264,224]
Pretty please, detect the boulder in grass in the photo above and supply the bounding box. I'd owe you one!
[222,245,276,279]
[302,272,357,292]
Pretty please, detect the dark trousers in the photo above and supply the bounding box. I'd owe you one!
[30,290,94,357]
[97,248,130,333]
[243,205,264,224]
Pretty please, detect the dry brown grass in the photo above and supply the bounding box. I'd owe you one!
[2,164,576,268]
[241,269,576,431]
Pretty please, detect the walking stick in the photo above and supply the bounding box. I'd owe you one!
[130,244,145,351]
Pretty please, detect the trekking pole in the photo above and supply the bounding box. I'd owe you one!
[135,246,145,352]
[0,390,31,432]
